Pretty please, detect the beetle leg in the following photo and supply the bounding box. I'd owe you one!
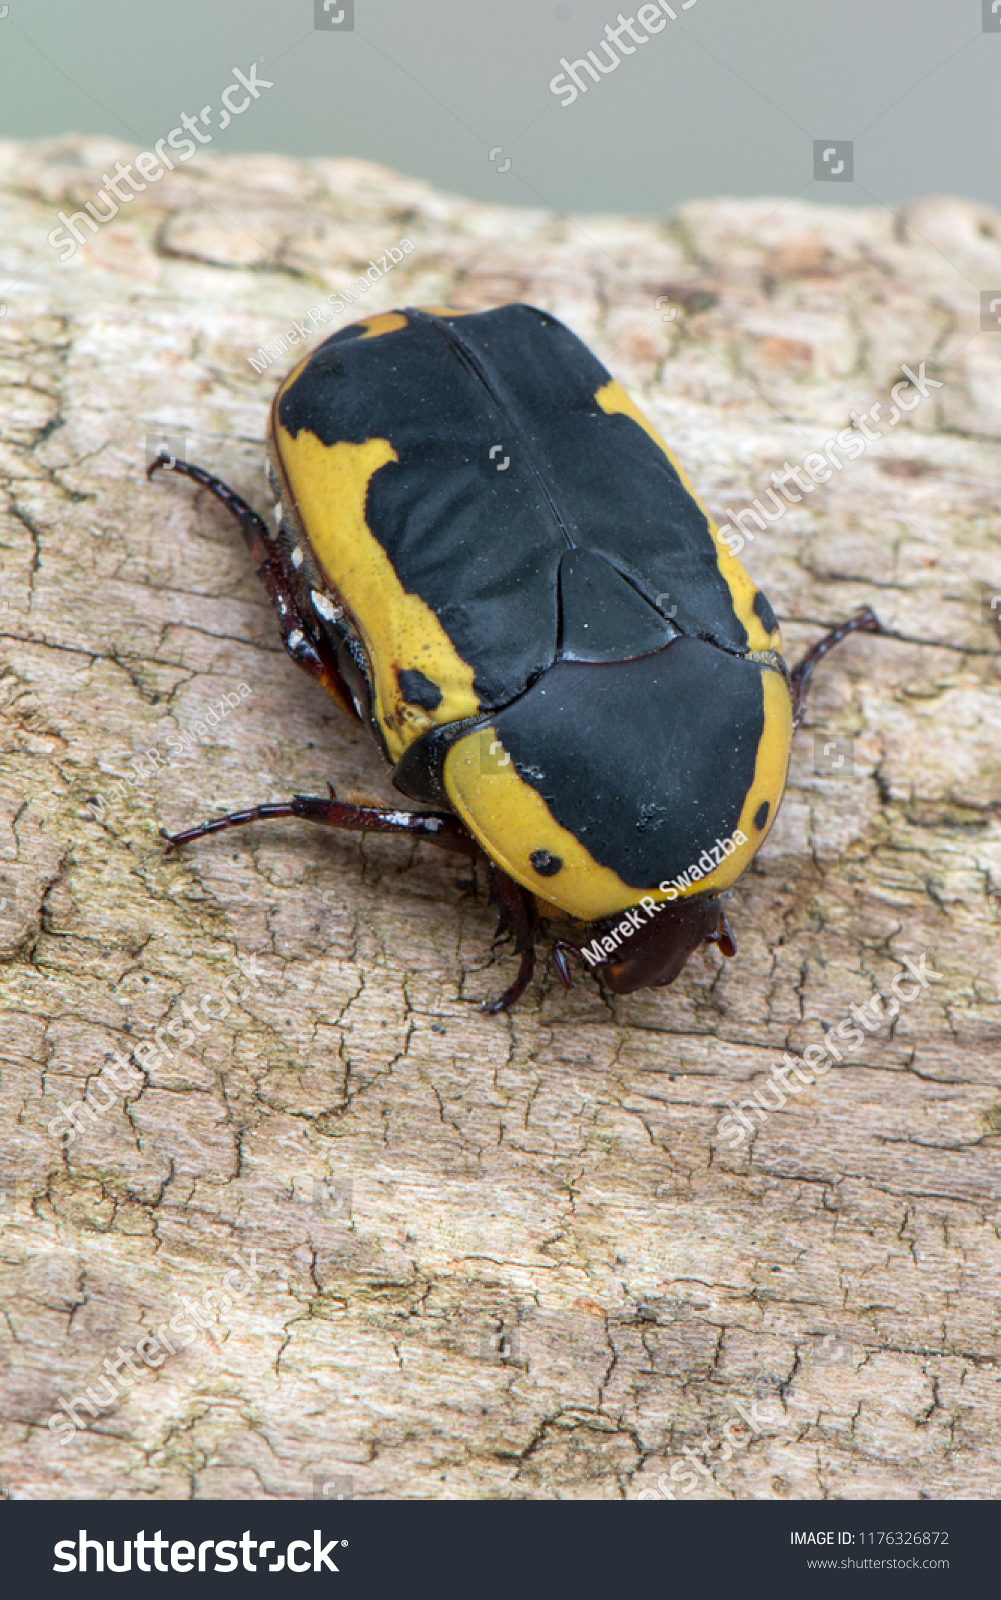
[163,786,477,853]
[162,789,541,1010]
[483,866,538,1013]
[706,911,736,958]
[147,455,358,721]
[483,945,535,1014]
[789,606,880,729]
[552,939,585,989]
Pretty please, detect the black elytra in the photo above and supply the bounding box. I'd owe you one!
[149,302,881,1010]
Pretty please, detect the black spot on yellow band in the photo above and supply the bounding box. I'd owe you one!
[398,668,443,710]
[530,849,563,877]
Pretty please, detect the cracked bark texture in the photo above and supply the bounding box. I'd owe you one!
[1,136,1000,1502]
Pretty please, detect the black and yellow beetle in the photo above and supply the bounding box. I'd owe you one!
[151,303,878,1009]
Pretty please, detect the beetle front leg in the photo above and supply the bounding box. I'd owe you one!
[789,606,880,729]
[148,455,358,721]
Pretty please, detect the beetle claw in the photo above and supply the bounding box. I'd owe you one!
[482,943,536,1013]
[552,940,578,990]
[707,911,736,958]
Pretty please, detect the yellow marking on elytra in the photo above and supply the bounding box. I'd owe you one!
[417,305,472,317]
[357,311,408,339]
[444,666,792,918]
[274,314,407,401]
[668,666,792,899]
[444,729,644,921]
[594,379,781,656]
[273,430,480,763]
[734,666,792,847]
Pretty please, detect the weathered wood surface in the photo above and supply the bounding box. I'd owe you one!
[0,137,999,1501]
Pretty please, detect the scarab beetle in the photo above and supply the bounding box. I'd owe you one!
[151,303,878,1009]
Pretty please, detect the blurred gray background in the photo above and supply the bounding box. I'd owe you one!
[0,0,997,214]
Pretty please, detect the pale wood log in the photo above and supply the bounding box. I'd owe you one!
[0,138,999,1500]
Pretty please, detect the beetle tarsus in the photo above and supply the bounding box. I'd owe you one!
[707,911,736,958]
[552,940,579,989]
[166,801,299,847]
[790,606,880,729]
[163,793,477,853]
[483,865,538,1009]
[147,454,273,550]
[483,944,536,1013]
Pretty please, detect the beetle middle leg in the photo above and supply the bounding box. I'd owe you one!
[147,455,358,720]
[163,786,476,853]
[483,867,537,1013]
[162,789,535,1012]
[789,606,880,729]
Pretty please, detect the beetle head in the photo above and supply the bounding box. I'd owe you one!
[584,894,735,994]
